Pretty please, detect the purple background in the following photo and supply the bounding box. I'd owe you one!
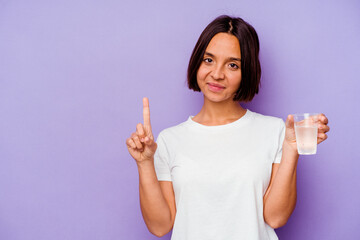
[1,0,359,239]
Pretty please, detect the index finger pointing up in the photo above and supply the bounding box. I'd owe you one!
[143,97,152,132]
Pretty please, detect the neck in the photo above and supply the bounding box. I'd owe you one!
[193,97,246,126]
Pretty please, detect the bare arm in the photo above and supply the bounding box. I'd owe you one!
[263,114,330,229]
[126,98,176,237]
[137,161,176,237]
[263,142,298,229]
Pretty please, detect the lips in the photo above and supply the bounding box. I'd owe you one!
[208,82,225,88]
[207,82,225,92]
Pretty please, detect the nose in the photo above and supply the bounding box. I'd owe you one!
[211,64,225,80]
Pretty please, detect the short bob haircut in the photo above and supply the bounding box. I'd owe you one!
[187,15,261,102]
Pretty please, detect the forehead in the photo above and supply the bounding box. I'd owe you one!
[206,33,241,57]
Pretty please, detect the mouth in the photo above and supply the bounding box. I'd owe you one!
[207,82,225,92]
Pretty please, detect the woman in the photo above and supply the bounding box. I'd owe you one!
[126,15,329,240]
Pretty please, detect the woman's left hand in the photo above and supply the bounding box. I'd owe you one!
[284,113,330,152]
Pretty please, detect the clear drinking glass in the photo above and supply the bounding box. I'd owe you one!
[293,113,319,155]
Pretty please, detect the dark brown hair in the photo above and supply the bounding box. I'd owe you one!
[187,15,261,102]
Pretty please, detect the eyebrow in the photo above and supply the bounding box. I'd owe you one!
[204,52,241,62]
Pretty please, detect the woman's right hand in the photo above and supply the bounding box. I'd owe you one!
[126,97,157,164]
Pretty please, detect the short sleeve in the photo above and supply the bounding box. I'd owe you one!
[273,119,286,163]
[154,133,172,181]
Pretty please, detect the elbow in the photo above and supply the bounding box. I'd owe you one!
[263,200,296,229]
[265,217,288,229]
[264,208,291,229]
[144,212,175,237]
[149,227,171,237]
[150,230,166,238]
[147,222,173,237]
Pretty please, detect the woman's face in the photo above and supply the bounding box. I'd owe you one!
[196,32,242,104]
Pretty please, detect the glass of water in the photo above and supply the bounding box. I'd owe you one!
[293,113,320,155]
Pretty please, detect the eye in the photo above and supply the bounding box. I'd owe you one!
[229,63,239,69]
[203,58,213,63]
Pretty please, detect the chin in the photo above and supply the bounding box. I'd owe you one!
[204,95,232,103]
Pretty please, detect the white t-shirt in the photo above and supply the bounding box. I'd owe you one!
[154,109,285,240]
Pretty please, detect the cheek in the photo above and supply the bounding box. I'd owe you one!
[230,72,242,88]
[196,66,207,85]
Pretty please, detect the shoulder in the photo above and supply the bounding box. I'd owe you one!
[156,118,191,141]
[249,110,285,129]
[248,111,285,142]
